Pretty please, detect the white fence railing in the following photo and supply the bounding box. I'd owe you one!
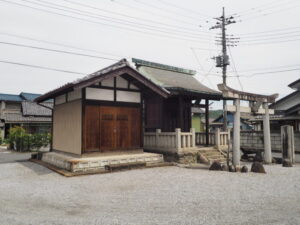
[195,128,230,147]
[144,128,195,153]
[144,128,230,154]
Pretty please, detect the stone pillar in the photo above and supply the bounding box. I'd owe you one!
[155,129,161,148]
[281,125,295,164]
[215,128,220,148]
[175,128,181,152]
[263,102,272,164]
[190,128,196,148]
[233,99,240,167]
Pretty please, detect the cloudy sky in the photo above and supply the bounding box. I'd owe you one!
[0,0,299,109]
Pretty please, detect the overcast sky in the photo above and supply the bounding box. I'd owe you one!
[0,0,299,109]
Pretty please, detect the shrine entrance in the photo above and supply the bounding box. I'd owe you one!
[218,84,278,166]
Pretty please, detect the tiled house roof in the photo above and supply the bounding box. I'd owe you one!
[22,101,52,117]
[0,93,23,102]
[2,113,51,123]
[20,92,42,101]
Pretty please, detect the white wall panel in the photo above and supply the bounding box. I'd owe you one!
[116,76,128,88]
[67,89,82,101]
[101,77,114,87]
[55,94,66,105]
[117,90,140,103]
[86,88,114,101]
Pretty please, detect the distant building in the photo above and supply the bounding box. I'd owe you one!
[0,92,52,139]
[191,107,204,132]
[251,78,300,132]
[212,112,253,131]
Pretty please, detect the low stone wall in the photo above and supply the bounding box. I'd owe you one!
[241,131,300,153]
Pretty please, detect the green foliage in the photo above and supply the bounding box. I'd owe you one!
[209,110,223,119]
[7,126,51,152]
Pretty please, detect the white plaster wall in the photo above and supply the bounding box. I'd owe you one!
[116,90,140,103]
[116,76,128,88]
[86,88,114,101]
[55,94,66,105]
[101,77,114,87]
[67,89,82,101]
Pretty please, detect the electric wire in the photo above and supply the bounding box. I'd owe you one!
[0,59,86,75]
[0,0,214,44]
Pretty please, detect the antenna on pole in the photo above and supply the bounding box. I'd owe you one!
[210,7,238,131]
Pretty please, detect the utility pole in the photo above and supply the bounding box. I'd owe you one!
[210,7,237,131]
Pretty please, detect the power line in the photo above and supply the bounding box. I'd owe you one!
[239,38,300,45]
[132,0,206,21]
[24,0,212,40]
[0,31,125,58]
[228,46,243,90]
[236,0,298,18]
[240,3,300,22]
[0,59,86,75]
[155,0,212,18]
[0,41,120,60]
[64,0,210,35]
[0,0,213,44]
[110,0,200,27]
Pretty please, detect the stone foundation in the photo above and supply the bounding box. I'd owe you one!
[42,152,164,173]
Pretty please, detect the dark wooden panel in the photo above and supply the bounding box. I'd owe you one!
[130,107,141,148]
[84,105,100,152]
[116,107,130,149]
[99,106,116,150]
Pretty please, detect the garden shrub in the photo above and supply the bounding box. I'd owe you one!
[8,126,51,152]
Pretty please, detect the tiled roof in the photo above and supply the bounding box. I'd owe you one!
[134,59,221,97]
[35,59,170,102]
[2,113,51,123]
[20,92,42,101]
[0,93,23,102]
[22,101,52,117]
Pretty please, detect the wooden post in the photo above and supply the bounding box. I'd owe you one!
[215,128,220,148]
[190,128,196,148]
[281,125,295,164]
[175,128,181,151]
[233,99,240,167]
[205,99,209,146]
[263,102,272,164]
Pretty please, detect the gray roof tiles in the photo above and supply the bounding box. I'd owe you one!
[22,101,53,117]
[137,66,221,96]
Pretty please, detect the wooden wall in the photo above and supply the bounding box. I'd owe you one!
[145,96,192,132]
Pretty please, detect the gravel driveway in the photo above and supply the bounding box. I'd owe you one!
[0,152,299,225]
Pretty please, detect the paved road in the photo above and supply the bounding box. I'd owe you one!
[0,147,32,164]
[0,150,299,225]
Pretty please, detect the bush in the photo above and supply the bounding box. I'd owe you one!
[8,126,51,152]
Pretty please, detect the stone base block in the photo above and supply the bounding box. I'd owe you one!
[42,152,164,173]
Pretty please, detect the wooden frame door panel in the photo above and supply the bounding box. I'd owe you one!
[84,105,141,153]
[84,105,100,152]
[99,106,116,150]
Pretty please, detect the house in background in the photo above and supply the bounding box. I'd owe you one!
[0,92,52,139]
[191,107,204,132]
[251,78,300,132]
[212,112,253,131]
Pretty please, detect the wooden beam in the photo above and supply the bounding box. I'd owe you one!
[205,99,209,146]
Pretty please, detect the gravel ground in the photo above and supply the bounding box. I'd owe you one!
[0,152,300,225]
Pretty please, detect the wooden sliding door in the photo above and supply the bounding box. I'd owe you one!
[84,105,141,152]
